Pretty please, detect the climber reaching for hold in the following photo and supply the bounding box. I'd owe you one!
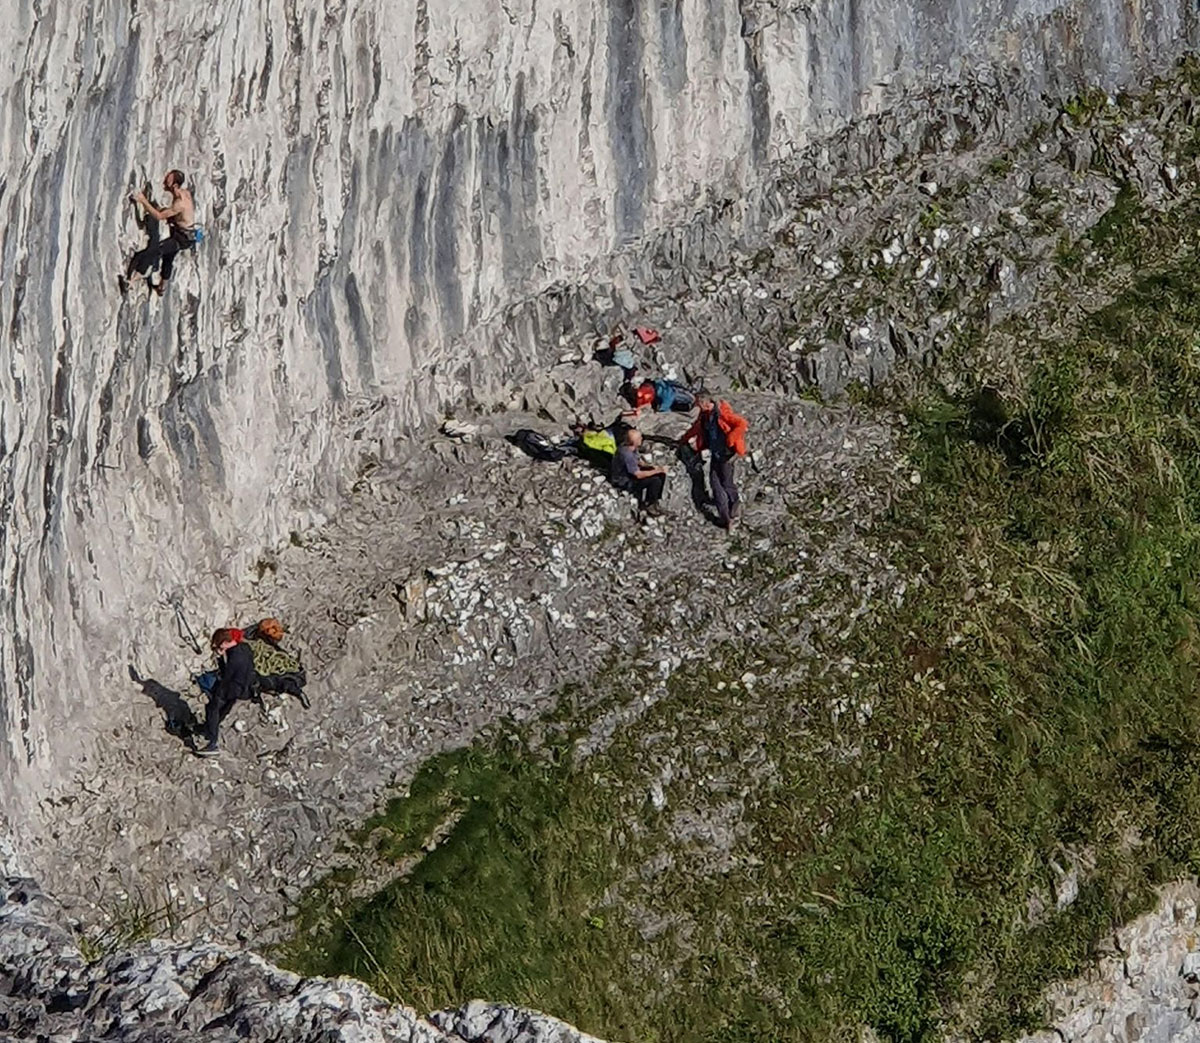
[123,169,196,297]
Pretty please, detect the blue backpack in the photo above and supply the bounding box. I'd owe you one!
[653,379,695,413]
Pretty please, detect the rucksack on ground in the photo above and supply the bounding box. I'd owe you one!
[511,428,574,461]
[245,636,309,705]
[581,429,617,455]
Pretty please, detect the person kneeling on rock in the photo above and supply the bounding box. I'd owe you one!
[625,377,696,416]
[197,628,255,758]
[611,428,668,520]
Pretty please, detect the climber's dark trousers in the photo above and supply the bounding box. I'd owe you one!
[129,222,191,282]
[204,687,241,747]
[634,473,666,510]
[710,456,740,526]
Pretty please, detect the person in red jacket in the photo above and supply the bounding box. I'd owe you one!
[680,391,749,530]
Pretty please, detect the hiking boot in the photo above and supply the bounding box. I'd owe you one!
[644,503,668,519]
[196,743,220,758]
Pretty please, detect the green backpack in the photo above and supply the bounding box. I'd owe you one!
[246,637,301,678]
[581,429,617,455]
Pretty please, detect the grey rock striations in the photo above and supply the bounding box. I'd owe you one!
[8,44,1200,981]
[1,0,1198,817]
[3,0,1200,952]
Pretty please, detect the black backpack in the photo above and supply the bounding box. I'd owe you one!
[509,429,575,462]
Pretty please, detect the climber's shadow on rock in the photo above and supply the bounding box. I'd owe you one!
[129,665,198,746]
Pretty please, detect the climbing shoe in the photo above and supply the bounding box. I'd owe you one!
[196,744,220,758]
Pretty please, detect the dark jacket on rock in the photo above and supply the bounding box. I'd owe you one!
[202,640,256,748]
[215,642,256,704]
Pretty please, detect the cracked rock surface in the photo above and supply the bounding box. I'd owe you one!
[6,6,1200,1043]
[1009,883,1200,1043]
[0,877,606,1043]
[18,55,1200,955]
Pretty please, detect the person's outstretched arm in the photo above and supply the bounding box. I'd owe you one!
[132,191,183,222]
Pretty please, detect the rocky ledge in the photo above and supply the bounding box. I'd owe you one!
[0,877,608,1043]
[8,871,1200,1043]
[1012,882,1200,1043]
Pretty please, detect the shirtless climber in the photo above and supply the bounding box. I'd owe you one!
[123,169,196,296]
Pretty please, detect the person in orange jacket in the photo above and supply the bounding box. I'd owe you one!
[680,391,749,530]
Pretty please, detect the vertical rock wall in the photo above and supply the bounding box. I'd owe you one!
[0,0,1195,811]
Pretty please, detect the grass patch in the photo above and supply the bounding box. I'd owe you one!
[284,743,652,1032]
[281,93,1200,1043]
[1061,87,1114,127]
[1088,181,1143,256]
[78,887,196,963]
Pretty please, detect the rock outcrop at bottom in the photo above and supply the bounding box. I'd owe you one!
[1012,882,1200,1043]
[9,872,1200,1042]
[0,878,609,1043]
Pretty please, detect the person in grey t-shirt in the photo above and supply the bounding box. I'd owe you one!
[610,428,667,517]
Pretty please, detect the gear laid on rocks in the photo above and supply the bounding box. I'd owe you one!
[3,1,1200,1040]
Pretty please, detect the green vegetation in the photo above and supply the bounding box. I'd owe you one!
[1061,87,1115,127]
[918,202,946,231]
[282,118,1200,1043]
[81,887,197,963]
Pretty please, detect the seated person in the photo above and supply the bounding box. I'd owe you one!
[195,617,308,709]
[610,429,667,518]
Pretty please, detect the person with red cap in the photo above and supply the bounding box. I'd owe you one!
[624,378,696,416]
[197,627,255,757]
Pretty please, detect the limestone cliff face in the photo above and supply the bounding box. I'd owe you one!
[0,0,1196,809]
